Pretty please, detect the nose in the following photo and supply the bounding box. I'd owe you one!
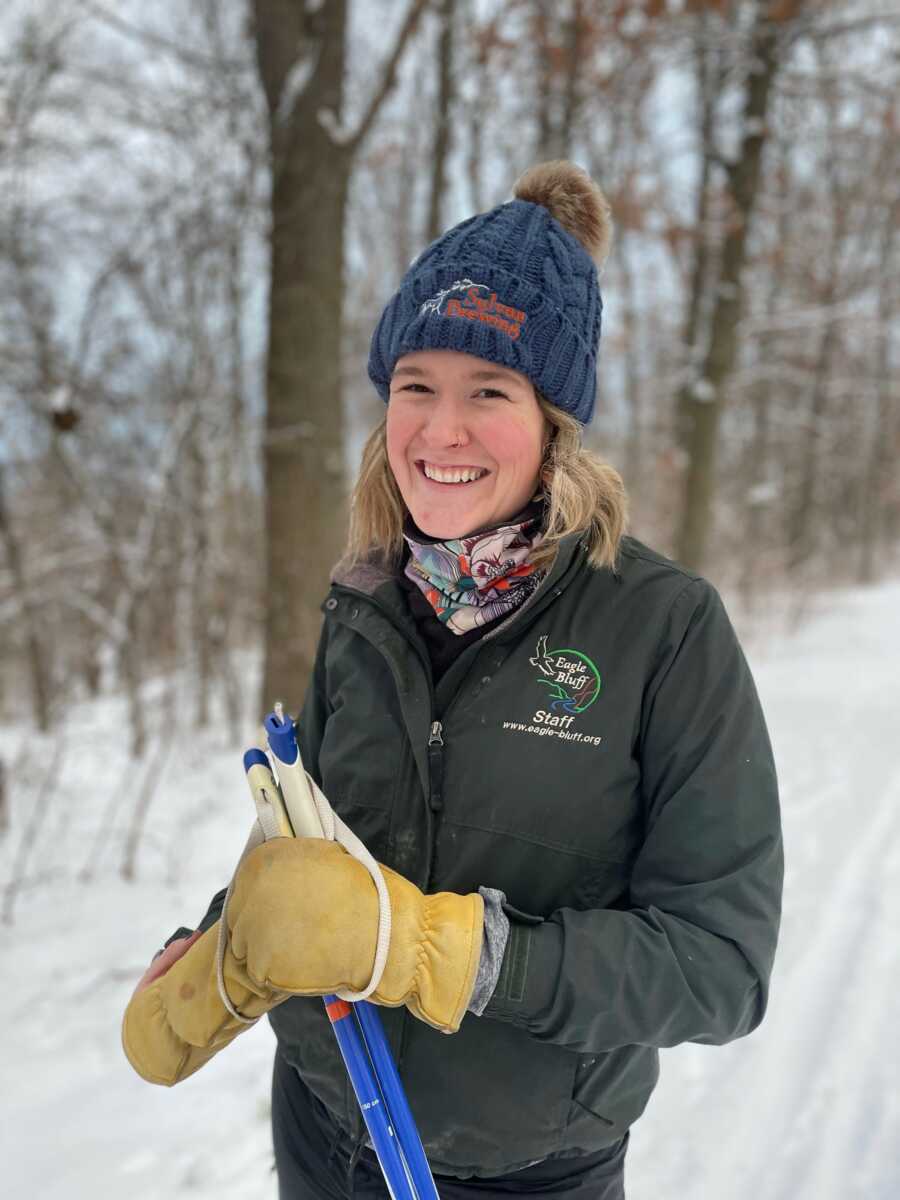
[421,393,469,449]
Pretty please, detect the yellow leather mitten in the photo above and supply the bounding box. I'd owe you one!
[121,921,282,1086]
[228,838,484,1034]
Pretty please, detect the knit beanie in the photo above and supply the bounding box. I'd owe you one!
[367,161,613,426]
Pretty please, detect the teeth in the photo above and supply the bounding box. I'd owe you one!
[423,463,487,484]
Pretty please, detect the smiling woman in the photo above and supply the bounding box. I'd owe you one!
[349,382,628,576]
[123,162,783,1200]
[386,350,547,539]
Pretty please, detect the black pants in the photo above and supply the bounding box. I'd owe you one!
[272,1052,627,1200]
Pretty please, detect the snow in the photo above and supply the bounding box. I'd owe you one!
[629,580,900,1199]
[2,580,899,1199]
[277,52,318,127]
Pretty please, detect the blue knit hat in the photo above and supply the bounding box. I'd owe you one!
[367,162,613,426]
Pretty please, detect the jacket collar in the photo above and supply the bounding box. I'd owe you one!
[331,551,395,596]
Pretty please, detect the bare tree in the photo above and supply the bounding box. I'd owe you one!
[532,0,587,162]
[856,199,898,583]
[0,465,50,732]
[426,0,458,242]
[676,1,806,572]
[253,0,429,712]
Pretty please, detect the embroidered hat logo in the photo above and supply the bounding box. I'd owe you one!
[420,279,527,341]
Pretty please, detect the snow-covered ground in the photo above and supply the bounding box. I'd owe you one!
[2,580,898,1199]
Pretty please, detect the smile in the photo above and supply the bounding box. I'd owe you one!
[418,462,489,485]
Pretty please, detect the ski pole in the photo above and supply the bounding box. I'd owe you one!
[244,708,438,1200]
[261,707,439,1200]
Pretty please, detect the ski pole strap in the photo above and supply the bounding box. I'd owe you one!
[215,820,266,1025]
[214,770,393,1022]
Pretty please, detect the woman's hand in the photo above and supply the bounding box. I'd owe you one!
[122,921,276,1087]
[132,929,202,997]
[228,838,484,1033]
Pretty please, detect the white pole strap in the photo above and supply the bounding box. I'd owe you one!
[215,755,392,1018]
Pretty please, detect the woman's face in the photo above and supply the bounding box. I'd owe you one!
[386,349,547,539]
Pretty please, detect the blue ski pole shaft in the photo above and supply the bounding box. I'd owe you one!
[245,708,437,1200]
[354,1000,438,1200]
[324,996,417,1200]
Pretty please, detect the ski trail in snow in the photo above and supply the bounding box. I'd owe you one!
[629,583,900,1200]
[633,765,900,1200]
[743,764,900,1200]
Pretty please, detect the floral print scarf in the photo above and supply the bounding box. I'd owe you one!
[403,510,545,635]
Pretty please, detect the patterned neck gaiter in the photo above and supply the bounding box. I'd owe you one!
[403,508,545,635]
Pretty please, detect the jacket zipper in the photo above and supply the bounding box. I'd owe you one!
[395,720,446,1079]
[424,719,446,899]
[427,720,444,812]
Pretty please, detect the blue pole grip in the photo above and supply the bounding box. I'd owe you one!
[242,748,270,773]
[264,710,299,766]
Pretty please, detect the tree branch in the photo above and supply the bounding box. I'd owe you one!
[797,12,900,43]
[341,0,430,154]
[81,2,244,73]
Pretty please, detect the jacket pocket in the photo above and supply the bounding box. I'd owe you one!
[571,1055,616,1126]
[399,1013,581,1175]
[567,1045,659,1145]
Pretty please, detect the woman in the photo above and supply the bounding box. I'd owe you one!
[123,162,783,1200]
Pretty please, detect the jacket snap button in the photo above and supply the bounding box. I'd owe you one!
[325,598,338,611]
[351,606,359,619]
[481,675,491,685]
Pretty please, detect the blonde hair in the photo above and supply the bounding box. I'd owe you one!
[347,395,628,572]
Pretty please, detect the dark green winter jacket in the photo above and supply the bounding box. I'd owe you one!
[264,532,782,1177]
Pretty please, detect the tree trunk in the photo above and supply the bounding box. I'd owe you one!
[253,0,428,711]
[857,203,898,583]
[426,0,456,242]
[737,131,791,609]
[559,0,585,156]
[618,233,643,504]
[676,3,794,571]
[0,759,8,838]
[121,604,147,759]
[785,291,838,573]
[188,423,211,726]
[785,57,845,578]
[533,0,556,161]
[465,0,486,214]
[674,22,721,453]
[532,0,585,161]
[0,465,50,732]
[254,0,351,713]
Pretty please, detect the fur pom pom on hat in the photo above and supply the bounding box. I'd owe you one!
[368,160,612,425]
[513,160,613,267]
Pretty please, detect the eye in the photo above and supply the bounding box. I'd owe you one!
[474,387,508,400]
[391,382,433,395]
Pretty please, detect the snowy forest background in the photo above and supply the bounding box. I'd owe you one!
[1,2,898,1198]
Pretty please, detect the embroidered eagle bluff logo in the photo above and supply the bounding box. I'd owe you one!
[529,636,601,714]
[420,280,526,341]
[499,636,603,744]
